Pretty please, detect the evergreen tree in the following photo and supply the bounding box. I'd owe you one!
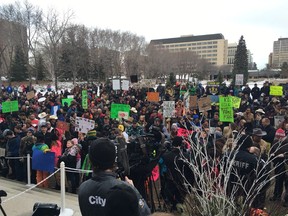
[217,71,223,84]
[35,54,47,82]
[166,72,176,88]
[10,46,28,82]
[232,36,248,85]
[281,62,288,78]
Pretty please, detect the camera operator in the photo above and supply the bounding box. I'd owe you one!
[78,138,150,216]
[149,118,170,139]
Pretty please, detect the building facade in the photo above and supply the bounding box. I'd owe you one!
[150,33,228,66]
[272,38,288,68]
[227,43,237,65]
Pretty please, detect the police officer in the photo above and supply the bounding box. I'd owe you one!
[78,138,150,216]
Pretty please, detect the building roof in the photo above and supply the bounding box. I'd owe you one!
[150,33,225,44]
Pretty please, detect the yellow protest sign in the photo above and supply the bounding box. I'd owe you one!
[229,96,241,109]
[270,86,283,96]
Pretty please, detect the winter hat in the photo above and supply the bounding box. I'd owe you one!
[71,138,78,145]
[275,128,286,138]
[86,130,97,139]
[105,184,140,216]
[89,138,116,170]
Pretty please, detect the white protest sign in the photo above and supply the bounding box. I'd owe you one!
[235,74,244,86]
[112,79,121,90]
[118,111,129,120]
[163,101,175,118]
[67,95,74,99]
[122,80,130,91]
[183,92,190,109]
[274,116,285,128]
[75,117,95,134]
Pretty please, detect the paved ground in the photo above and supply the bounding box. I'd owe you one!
[0,177,81,216]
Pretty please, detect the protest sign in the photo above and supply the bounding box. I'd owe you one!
[75,117,95,134]
[110,103,131,119]
[122,80,130,91]
[32,150,55,173]
[177,128,193,137]
[184,92,190,109]
[230,96,241,109]
[270,86,283,96]
[82,90,88,109]
[206,82,219,95]
[219,96,234,122]
[67,95,74,99]
[235,74,244,86]
[26,91,35,100]
[2,101,19,113]
[189,96,198,109]
[198,97,211,112]
[118,111,129,120]
[147,92,159,102]
[274,116,285,128]
[62,98,73,106]
[112,79,121,90]
[209,95,219,103]
[56,121,70,131]
[163,101,175,118]
[50,105,60,116]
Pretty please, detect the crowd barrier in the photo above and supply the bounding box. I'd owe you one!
[1,155,93,215]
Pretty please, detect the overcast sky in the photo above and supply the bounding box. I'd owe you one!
[2,0,288,69]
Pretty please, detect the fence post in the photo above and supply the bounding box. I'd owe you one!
[26,154,34,187]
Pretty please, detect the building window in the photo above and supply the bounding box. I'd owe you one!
[213,41,218,44]
[197,42,202,45]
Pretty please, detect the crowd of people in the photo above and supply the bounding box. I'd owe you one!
[0,80,288,215]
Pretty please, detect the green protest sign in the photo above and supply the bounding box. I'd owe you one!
[229,96,241,109]
[62,98,73,106]
[2,101,19,113]
[110,103,130,119]
[219,96,234,122]
[82,90,88,109]
[270,86,283,96]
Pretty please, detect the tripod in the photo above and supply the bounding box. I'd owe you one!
[0,190,7,216]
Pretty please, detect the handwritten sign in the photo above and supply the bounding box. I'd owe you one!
[2,101,19,113]
[75,117,95,134]
[219,96,234,122]
[112,79,121,90]
[230,96,241,109]
[189,96,198,109]
[235,74,244,86]
[122,80,130,91]
[147,92,159,102]
[163,101,175,118]
[26,91,35,100]
[82,90,88,109]
[118,111,129,120]
[270,86,283,96]
[62,98,73,106]
[110,103,131,119]
[198,97,211,112]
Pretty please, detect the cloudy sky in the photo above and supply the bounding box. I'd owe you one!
[2,0,288,69]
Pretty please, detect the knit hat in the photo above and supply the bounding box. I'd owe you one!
[275,128,286,138]
[105,184,140,216]
[89,138,116,170]
[71,138,78,145]
[237,135,253,150]
[86,130,97,140]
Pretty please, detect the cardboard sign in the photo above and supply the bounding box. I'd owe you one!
[110,103,131,119]
[147,92,159,102]
[235,74,244,86]
[177,127,193,137]
[112,79,121,90]
[82,90,88,109]
[274,116,285,128]
[62,98,73,106]
[56,121,70,131]
[118,111,129,120]
[75,117,95,134]
[230,96,241,109]
[2,101,19,113]
[122,80,130,91]
[198,97,211,112]
[189,96,198,109]
[219,96,234,122]
[270,86,283,96]
[26,91,35,100]
[163,101,175,118]
[32,150,55,173]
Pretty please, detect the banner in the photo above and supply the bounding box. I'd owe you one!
[112,79,121,90]
[26,91,35,100]
[163,101,175,118]
[177,127,193,137]
[82,90,88,109]
[206,82,219,95]
[270,86,283,96]
[118,111,129,120]
[122,80,130,91]
[110,103,131,119]
[56,121,70,131]
[50,105,60,116]
[147,92,159,102]
[75,117,95,134]
[189,96,198,109]
[32,150,55,173]
[274,116,285,128]
[209,95,219,103]
[62,98,73,106]
[198,97,211,112]
[219,96,234,122]
[235,74,244,86]
[2,101,19,113]
[230,96,241,109]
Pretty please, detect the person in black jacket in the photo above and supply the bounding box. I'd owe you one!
[261,118,276,145]
[251,83,261,100]
[78,138,150,216]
